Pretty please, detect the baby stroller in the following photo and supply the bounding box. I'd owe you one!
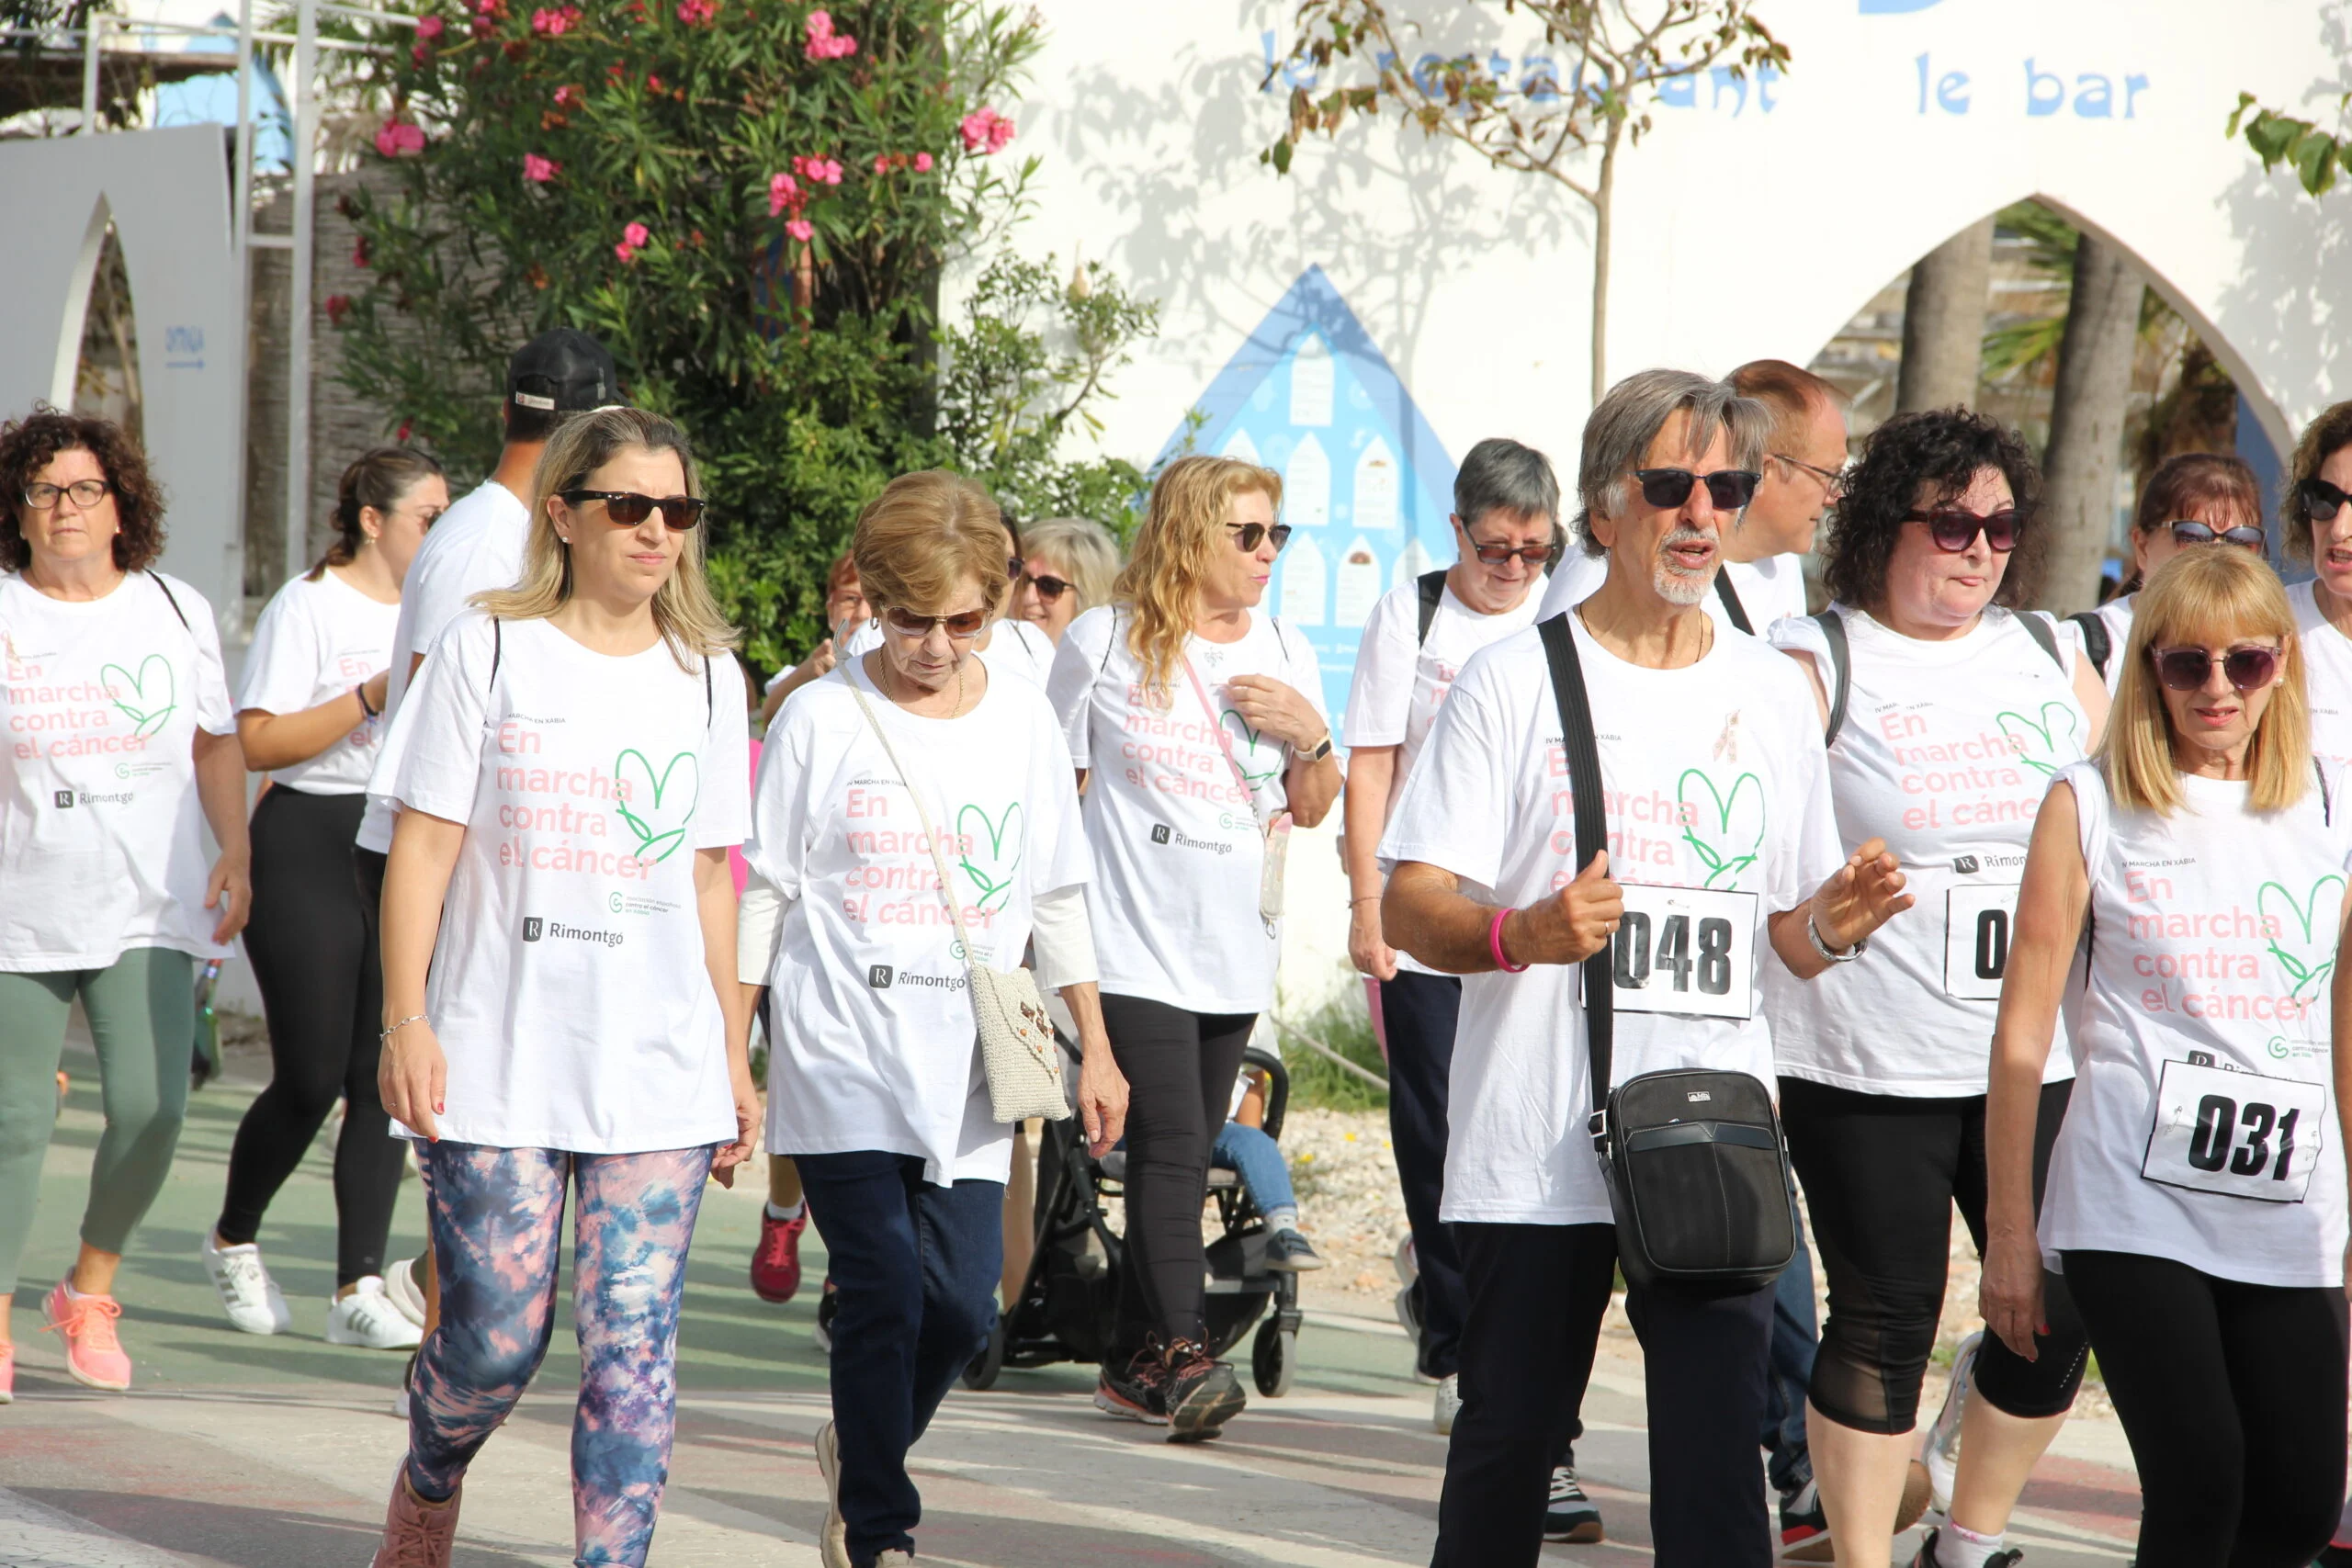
[962,1039,1306,1398]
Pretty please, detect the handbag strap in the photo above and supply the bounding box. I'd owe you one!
[1535,613,1614,1147]
[845,674,979,963]
[1182,657,1271,828]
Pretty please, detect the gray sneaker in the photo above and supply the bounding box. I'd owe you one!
[1545,1459,1604,1543]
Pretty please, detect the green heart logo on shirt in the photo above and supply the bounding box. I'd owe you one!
[1677,769,1765,889]
[1995,704,2081,777]
[2258,874,2346,999]
[956,801,1025,912]
[1219,709,1283,790]
[99,655,176,739]
[613,748,700,865]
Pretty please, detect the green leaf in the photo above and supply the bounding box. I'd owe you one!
[2295,130,2343,196]
[1272,136,1294,175]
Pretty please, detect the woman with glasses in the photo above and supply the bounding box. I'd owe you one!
[2284,401,2352,773]
[1981,547,2349,1568]
[366,406,758,1568]
[1765,409,2108,1568]
[741,470,1124,1568]
[2066,453,2266,691]
[0,408,251,1400]
[203,447,446,1351]
[758,548,870,728]
[1046,453,1340,1440]
[1010,516,1121,644]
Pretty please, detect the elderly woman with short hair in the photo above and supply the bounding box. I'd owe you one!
[1010,515,1121,644]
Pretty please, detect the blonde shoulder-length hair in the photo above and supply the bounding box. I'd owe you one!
[474,405,738,669]
[2101,547,2310,814]
[1115,454,1283,701]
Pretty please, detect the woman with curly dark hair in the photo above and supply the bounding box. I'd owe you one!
[0,406,251,1399]
[2281,400,2352,776]
[1765,408,2107,1568]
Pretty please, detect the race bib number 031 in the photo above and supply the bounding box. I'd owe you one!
[1945,884,2020,1001]
[2140,1056,2326,1204]
[1608,883,1758,1021]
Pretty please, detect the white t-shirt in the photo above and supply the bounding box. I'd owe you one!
[356,479,531,853]
[2039,761,2351,1288]
[1378,615,1842,1226]
[1048,604,1330,1015]
[2290,581,2352,776]
[371,612,748,1153]
[236,570,400,794]
[1538,550,1810,636]
[2063,594,2135,695]
[747,660,1090,1184]
[1766,606,2086,1095]
[1344,573,1547,975]
[0,570,238,970]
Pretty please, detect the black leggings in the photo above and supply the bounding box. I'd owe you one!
[1782,1076,2087,1433]
[1099,994,1254,1357]
[2064,1249,2346,1568]
[216,788,403,1286]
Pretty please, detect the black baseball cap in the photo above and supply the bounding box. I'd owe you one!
[505,328,618,414]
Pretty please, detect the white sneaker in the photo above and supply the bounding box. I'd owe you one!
[326,1278,424,1349]
[815,1420,851,1568]
[392,1350,416,1421]
[379,1257,428,1330]
[1432,1372,1461,1435]
[1920,1330,1979,1515]
[201,1232,291,1335]
[1393,1232,1419,1287]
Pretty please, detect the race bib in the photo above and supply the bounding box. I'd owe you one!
[2140,1056,2327,1204]
[1944,884,2019,1001]
[1607,883,1758,1021]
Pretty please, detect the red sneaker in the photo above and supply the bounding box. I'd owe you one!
[750,1207,807,1303]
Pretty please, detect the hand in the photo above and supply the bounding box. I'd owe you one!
[205,851,252,943]
[1812,837,1913,951]
[1222,674,1326,752]
[1978,1230,2047,1362]
[361,669,391,716]
[1076,1043,1128,1160]
[1499,851,1623,967]
[379,1016,447,1142]
[1349,901,1398,979]
[804,638,837,680]
[710,1061,760,1187]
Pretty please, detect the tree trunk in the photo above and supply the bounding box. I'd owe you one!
[2039,232,2145,613]
[1895,218,1994,413]
[1589,118,1620,407]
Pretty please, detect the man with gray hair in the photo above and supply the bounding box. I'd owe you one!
[1379,369,1908,1566]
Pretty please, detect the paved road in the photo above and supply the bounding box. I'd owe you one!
[0,1042,2143,1565]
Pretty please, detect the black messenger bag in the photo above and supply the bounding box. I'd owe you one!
[1537,614,1797,1297]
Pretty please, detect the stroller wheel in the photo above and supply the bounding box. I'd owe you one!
[1251,1318,1295,1399]
[963,1315,1007,1392]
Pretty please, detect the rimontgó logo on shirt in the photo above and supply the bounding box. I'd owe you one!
[866,963,962,993]
[1149,820,1232,855]
[520,915,623,948]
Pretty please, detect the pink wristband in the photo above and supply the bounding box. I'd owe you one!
[1489,907,1529,973]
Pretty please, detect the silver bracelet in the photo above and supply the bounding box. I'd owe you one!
[380,1013,428,1043]
[1806,912,1866,964]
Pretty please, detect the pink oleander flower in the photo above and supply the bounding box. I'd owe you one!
[785,218,813,243]
[913,151,933,172]
[412,40,429,62]
[677,0,716,22]
[959,107,1013,154]
[615,221,650,262]
[522,152,557,182]
[324,293,352,324]
[529,5,577,34]
[767,169,800,216]
[873,153,889,174]
[790,152,842,185]
[553,82,581,107]
[414,15,444,39]
[803,7,854,58]
[373,118,425,157]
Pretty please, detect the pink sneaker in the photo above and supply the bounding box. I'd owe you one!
[0,1342,15,1403]
[371,1462,461,1568]
[41,1282,130,1391]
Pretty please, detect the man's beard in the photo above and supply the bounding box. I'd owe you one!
[1651,525,1715,607]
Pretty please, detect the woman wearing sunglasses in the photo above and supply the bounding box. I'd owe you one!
[366,406,758,1568]
[1047,453,1340,1439]
[2285,401,2352,776]
[2066,453,2266,691]
[1010,516,1121,644]
[1767,409,2108,1568]
[1981,546,2349,1568]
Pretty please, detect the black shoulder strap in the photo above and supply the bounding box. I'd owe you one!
[1535,614,1613,1131]
[151,573,190,631]
[2068,610,2111,678]
[1814,610,1852,748]
[1416,569,1448,645]
[2318,759,2334,826]
[1100,608,1119,674]
[1713,570,1753,636]
[704,652,715,722]
[2018,610,2066,674]
[489,618,501,692]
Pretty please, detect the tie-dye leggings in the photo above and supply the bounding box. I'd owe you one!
[405,1141,714,1568]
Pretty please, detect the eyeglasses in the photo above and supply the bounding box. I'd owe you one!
[2301,478,2352,524]
[882,606,988,639]
[1464,535,1552,566]
[21,479,109,511]
[2167,519,2266,552]
[2149,643,2280,694]
[1227,522,1294,552]
[1017,568,1073,603]
[558,490,707,530]
[1771,452,1846,498]
[1905,506,2021,553]
[1634,468,1761,511]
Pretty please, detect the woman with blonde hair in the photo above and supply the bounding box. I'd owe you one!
[1981,547,2349,1568]
[1011,515,1122,644]
[365,405,758,1568]
[1046,453,1340,1439]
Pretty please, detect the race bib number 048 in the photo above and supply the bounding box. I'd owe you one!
[1945,884,2020,1001]
[1608,883,1758,1021]
[2140,1056,2326,1204]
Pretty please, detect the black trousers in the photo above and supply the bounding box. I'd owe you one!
[1098,993,1255,1357]
[1381,970,1468,1380]
[2065,1248,2346,1568]
[1434,1222,1775,1568]
[217,788,403,1286]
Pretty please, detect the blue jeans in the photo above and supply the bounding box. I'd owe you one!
[1210,1120,1295,1215]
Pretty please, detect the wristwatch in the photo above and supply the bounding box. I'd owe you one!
[1806,910,1867,964]
[1302,732,1334,763]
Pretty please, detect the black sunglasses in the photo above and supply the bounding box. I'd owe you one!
[1906,505,2021,553]
[1464,536,1551,566]
[1634,468,1761,511]
[559,490,707,530]
[1227,522,1294,552]
[883,606,988,638]
[2167,519,2266,552]
[2150,643,2280,694]
[2301,478,2352,524]
[1018,568,1073,603]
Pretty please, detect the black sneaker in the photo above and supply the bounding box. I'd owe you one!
[813,1277,839,1353]
[1093,1344,1170,1426]
[1544,1460,1604,1543]
[1779,1478,1831,1562]
[1161,1337,1246,1441]
[1909,1527,2022,1568]
[1262,1228,1327,1272]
